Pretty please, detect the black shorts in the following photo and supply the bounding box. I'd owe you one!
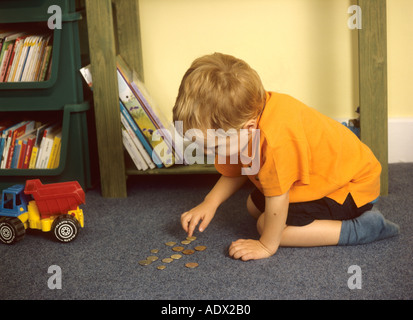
[250,188,373,226]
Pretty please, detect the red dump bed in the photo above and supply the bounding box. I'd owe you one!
[24,179,85,218]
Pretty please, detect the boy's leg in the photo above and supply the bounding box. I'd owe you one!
[247,194,262,220]
[249,194,342,246]
[256,210,400,247]
[250,196,399,247]
[338,210,400,245]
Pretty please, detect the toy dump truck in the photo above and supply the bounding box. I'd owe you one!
[0,179,85,244]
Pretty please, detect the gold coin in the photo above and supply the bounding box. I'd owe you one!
[165,242,176,247]
[139,260,152,266]
[185,262,199,269]
[172,246,184,252]
[186,236,197,241]
[162,258,174,263]
[147,256,158,262]
[194,245,207,252]
[181,240,191,245]
[157,265,166,270]
[171,254,182,260]
[182,249,195,255]
[151,249,159,254]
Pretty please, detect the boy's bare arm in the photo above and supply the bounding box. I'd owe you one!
[181,175,248,236]
[229,191,289,261]
[204,175,248,208]
[259,192,289,253]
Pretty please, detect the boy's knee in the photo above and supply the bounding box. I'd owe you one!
[247,195,262,219]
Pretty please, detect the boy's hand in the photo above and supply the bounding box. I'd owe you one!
[229,239,274,261]
[181,201,217,237]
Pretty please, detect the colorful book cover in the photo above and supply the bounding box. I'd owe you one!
[117,68,173,167]
[116,55,185,165]
[120,101,158,169]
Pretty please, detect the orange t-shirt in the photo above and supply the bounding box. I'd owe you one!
[215,92,381,207]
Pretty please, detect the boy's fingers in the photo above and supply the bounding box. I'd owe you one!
[187,217,200,237]
[199,215,212,233]
[181,212,191,233]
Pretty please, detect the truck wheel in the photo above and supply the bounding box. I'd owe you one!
[0,217,25,245]
[52,215,80,243]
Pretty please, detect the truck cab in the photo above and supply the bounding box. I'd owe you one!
[1,185,28,218]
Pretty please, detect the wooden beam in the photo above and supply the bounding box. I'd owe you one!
[85,0,127,198]
[113,0,144,81]
[358,0,388,195]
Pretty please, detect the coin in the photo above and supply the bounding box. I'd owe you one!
[139,260,152,266]
[147,256,158,262]
[157,265,166,270]
[182,249,195,255]
[181,240,191,245]
[171,254,182,260]
[185,262,199,269]
[186,236,197,241]
[172,246,184,252]
[151,249,159,254]
[162,258,174,263]
[165,242,176,246]
[194,245,207,252]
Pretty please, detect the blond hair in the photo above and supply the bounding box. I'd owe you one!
[173,53,265,132]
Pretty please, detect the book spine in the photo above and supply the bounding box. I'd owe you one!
[120,101,160,168]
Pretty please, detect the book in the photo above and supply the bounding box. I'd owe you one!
[121,127,147,171]
[116,55,185,165]
[36,123,60,169]
[80,63,169,170]
[47,131,62,169]
[2,120,36,169]
[0,27,53,83]
[117,68,174,167]
[0,33,25,81]
[0,118,62,171]
[120,101,156,170]
[80,64,93,89]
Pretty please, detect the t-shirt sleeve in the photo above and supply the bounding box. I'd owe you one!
[214,156,243,177]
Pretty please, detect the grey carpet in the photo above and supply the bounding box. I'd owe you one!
[1,163,412,300]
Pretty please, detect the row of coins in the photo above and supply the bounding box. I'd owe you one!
[139,236,206,269]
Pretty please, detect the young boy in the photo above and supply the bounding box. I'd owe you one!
[173,53,399,261]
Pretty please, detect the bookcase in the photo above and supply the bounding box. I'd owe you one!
[0,0,93,191]
[85,0,388,198]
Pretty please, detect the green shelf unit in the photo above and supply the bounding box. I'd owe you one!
[0,0,93,191]
[0,13,84,109]
[0,103,92,191]
[0,0,76,22]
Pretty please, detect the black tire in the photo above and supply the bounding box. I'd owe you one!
[52,214,80,243]
[0,217,25,245]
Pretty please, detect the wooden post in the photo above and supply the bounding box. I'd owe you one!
[85,0,127,198]
[113,0,144,81]
[358,0,388,195]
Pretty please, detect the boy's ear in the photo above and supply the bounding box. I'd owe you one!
[242,119,258,131]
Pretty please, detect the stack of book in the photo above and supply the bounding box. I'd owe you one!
[80,55,184,171]
[0,120,62,169]
[0,28,53,83]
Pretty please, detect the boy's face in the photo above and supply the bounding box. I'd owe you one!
[197,118,259,158]
[202,131,247,157]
